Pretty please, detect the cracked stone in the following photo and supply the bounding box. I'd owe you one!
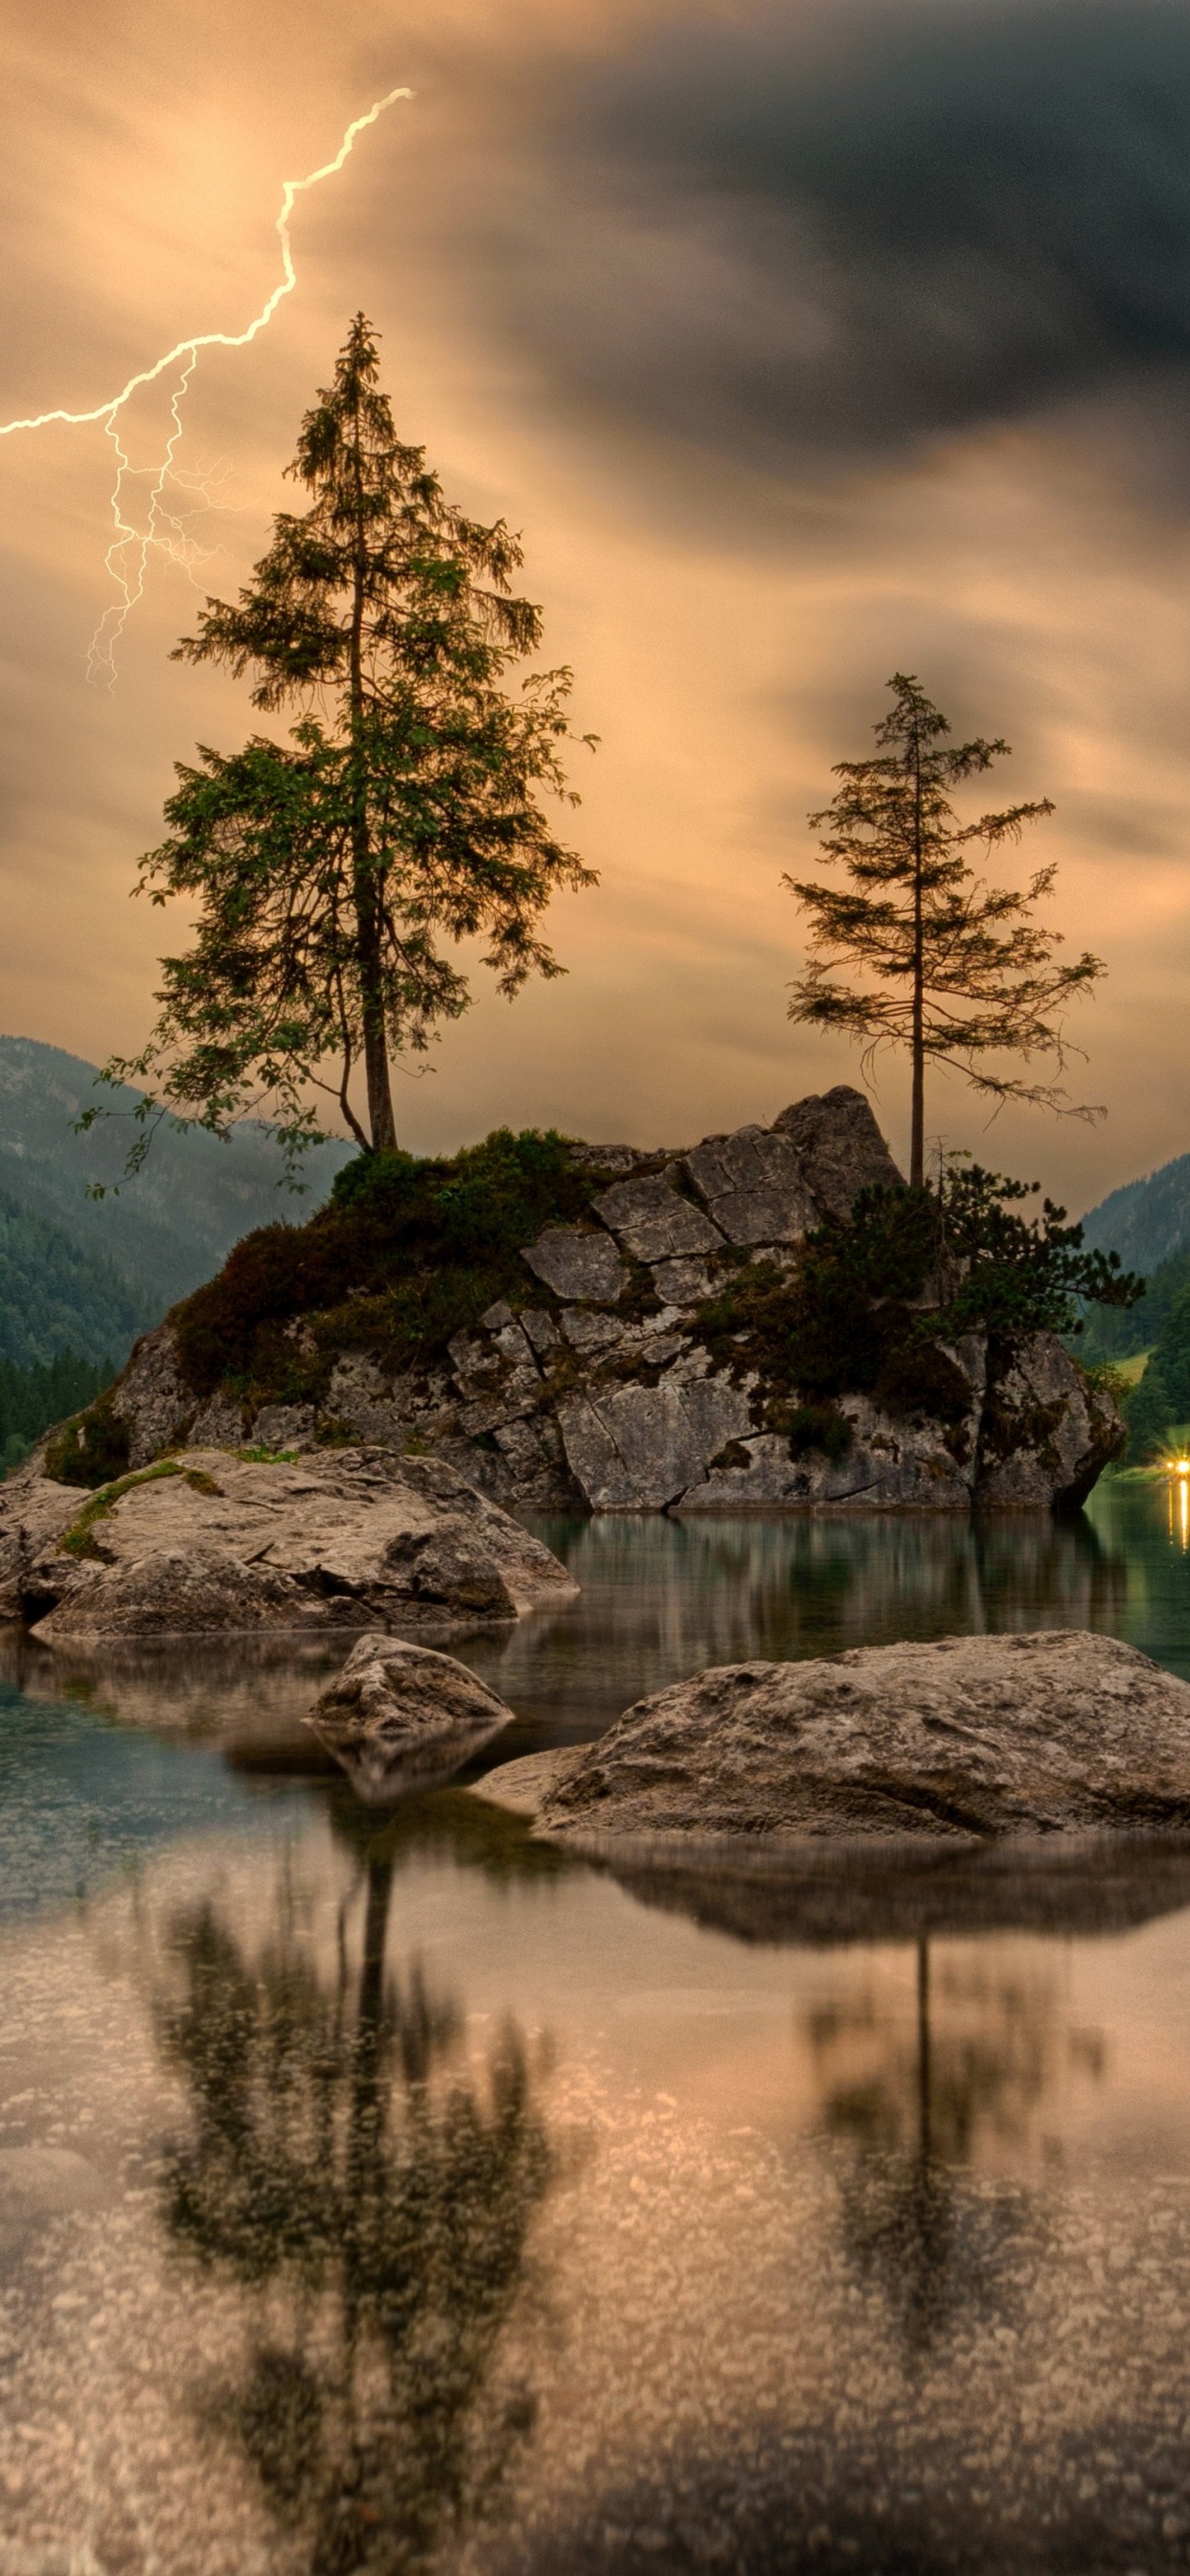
[520,1308,562,1355]
[521,1227,629,1302]
[558,1372,752,1508]
[683,1125,819,1246]
[592,1173,723,1263]
[651,1257,716,1305]
[561,1311,625,1354]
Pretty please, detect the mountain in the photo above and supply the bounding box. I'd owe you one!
[1079,1153,1190,1275]
[0,1036,353,1368]
[1073,1152,1190,1361]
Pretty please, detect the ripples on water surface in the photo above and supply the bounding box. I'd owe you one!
[7,1483,1190,2572]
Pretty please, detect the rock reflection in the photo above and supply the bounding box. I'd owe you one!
[155,1855,554,2571]
[600,1833,1190,1944]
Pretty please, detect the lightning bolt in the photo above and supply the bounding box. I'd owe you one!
[0,84,413,679]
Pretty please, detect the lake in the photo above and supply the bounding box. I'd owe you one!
[4,1480,1190,2573]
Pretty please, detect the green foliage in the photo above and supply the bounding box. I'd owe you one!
[1078,1240,1190,1364]
[1122,1356,1174,1465]
[99,315,596,1171]
[785,1401,854,1461]
[1119,1284,1190,1461]
[57,1460,200,1555]
[1151,1283,1190,1423]
[787,672,1103,1183]
[171,1127,606,1402]
[44,1393,131,1488]
[931,1165,1143,1341]
[694,1169,1142,1439]
[0,1349,117,1477]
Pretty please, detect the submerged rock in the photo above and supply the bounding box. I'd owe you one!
[475,1631,1190,1843]
[2,1447,576,1644]
[309,1633,515,1800]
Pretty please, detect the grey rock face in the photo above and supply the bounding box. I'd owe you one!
[561,1310,624,1354]
[250,1403,315,1450]
[771,1086,904,1218]
[976,1332,1126,1506]
[677,1338,987,1514]
[651,1256,715,1303]
[559,1387,705,1509]
[591,1173,723,1262]
[481,1631,1190,1843]
[11,1448,576,1644]
[521,1226,627,1302]
[683,1124,820,1246]
[323,1353,407,1447]
[309,1633,515,1800]
[559,1376,753,1509]
[111,1322,192,1468]
[188,1392,247,1448]
[520,1308,561,1356]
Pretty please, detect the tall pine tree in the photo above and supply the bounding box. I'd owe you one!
[103,316,596,1164]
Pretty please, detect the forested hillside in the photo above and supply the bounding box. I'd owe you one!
[1080,1152,1190,1275]
[0,1036,352,1367]
[0,1350,113,1474]
[1078,1154,1190,1362]
[0,1187,145,1368]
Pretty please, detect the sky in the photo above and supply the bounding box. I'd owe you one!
[3,0,1190,1212]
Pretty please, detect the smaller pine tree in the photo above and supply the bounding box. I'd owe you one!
[786,674,1105,1186]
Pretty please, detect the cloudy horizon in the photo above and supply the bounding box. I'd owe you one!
[3,0,1190,1214]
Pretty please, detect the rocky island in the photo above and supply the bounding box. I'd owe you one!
[22,1087,1124,1539]
[0,1087,1129,1641]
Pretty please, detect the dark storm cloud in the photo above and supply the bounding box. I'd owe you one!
[467,0,1190,469]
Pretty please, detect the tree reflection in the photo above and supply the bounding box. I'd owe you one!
[807,1940,1103,2354]
[155,1857,553,2571]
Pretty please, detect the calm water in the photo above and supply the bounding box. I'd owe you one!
[7,1484,1190,2572]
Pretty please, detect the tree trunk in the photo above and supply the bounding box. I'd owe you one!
[909,1021,925,1188]
[355,882,399,1153]
[348,397,398,1156]
[909,735,926,1187]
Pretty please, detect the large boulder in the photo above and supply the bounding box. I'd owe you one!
[476,1631,1190,1843]
[3,1447,577,1644]
[308,1634,515,1800]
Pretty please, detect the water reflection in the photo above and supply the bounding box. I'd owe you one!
[465,1508,1133,1748]
[599,1832,1190,1944]
[807,1940,1103,2356]
[155,1851,554,2572]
